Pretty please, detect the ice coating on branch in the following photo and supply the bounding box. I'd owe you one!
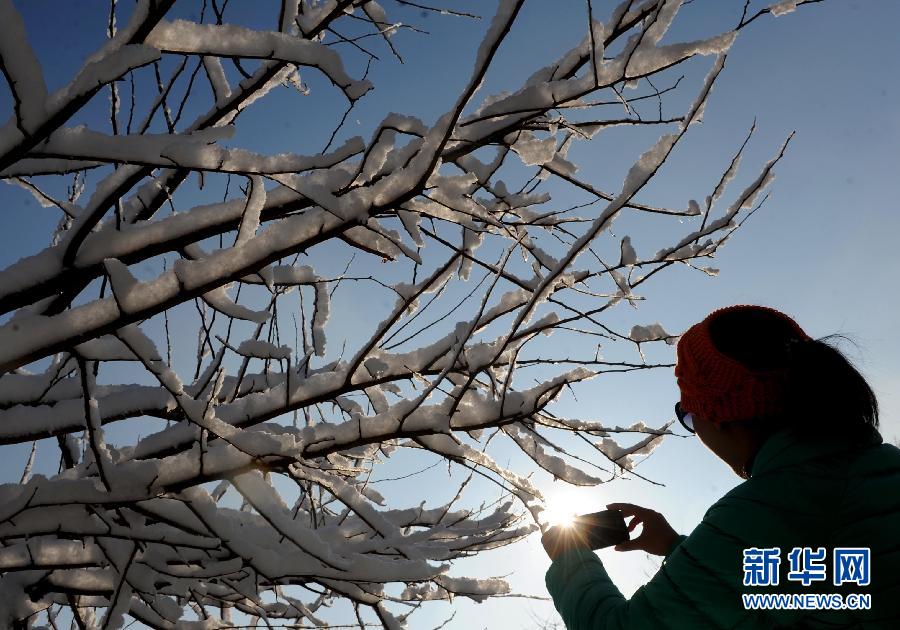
[504,424,603,485]
[18,441,36,484]
[398,209,424,247]
[75,335,158,361]
[165,134,364,174]
[456,14,734,149]
[291,465,401,541]
[620,134,679,200]
[33,126,363,175]
[463,337,510,371]
[432,575,511,602]
[118,324,185,395]
[210,61,295,127]
[0,384,174,443]
[7,178,79,216]
[269,264,317,285]
[0,0,48,131]
[312,282,330,356]
[529,244,559,272]
[236,176,265,245]
[235,340,292,360]
[609,268,635,306]
[36,124,229,162]
[455,149,504,184]
[0,538,104,570]
[681,52,728,130]
[67,184,303,270]
[458,227,485,281]
[643,0,683,47]
[655,138,786,262]
[620,235,637,266]
[24,208,343,349]
[769,0,799,16]
[358,129,396,184]
[103,258,140,312]
[479,288,531,322]
[202,285,270,323]
[595,429,666,470]
[629,322,674,344]
[342,223,412,263]
[364,357,390,377]
[202,55,231,106]
[0,157,101,177]
[512,131,557,166]
[627,32,736,78]
[227,471,353,570]
[47,45,161,113]
[145,20,373,101]
[362,1,395,39]
[295,174,371,221]
[418,433,543,501]
[473,0,522,79]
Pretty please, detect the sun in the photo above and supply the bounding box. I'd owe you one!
[542,493,580,529]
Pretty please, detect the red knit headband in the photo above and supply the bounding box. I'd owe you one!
[675,305,811,423]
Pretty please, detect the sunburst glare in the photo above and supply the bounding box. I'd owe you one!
[542,493,582,528]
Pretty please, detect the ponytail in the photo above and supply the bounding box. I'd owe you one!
[782,335,879,438]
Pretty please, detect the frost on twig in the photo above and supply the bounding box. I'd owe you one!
[0,0,805,627]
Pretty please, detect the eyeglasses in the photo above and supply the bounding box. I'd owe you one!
[675,402,695,434]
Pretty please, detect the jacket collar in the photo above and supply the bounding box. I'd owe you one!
[747,423,883,478]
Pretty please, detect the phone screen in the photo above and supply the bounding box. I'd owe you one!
[570,509,630,550]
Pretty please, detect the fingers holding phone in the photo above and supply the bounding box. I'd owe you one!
[605,503,680,556]
[541,510,630,561]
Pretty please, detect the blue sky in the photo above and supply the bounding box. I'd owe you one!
[1,1,898,628]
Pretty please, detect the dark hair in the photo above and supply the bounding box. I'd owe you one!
[708,309,879,439]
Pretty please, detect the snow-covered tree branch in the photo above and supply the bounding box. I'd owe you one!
[0,0,814,627]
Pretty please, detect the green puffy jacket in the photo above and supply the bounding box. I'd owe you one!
[545,424,900,629]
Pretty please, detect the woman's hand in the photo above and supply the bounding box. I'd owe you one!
[541,525,589,561]
[605,503,679,557]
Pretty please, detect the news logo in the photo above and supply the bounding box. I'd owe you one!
[787,547,828,586]
[743,547,781,586]
[833,548,871,587]
[741,547,872,611]
[743,547,871,587]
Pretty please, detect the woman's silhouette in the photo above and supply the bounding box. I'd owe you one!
[542,305,900,629]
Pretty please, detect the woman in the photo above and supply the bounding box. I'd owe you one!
[542,305,900,629]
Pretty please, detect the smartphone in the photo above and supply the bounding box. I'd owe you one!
[570,509,630,550]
